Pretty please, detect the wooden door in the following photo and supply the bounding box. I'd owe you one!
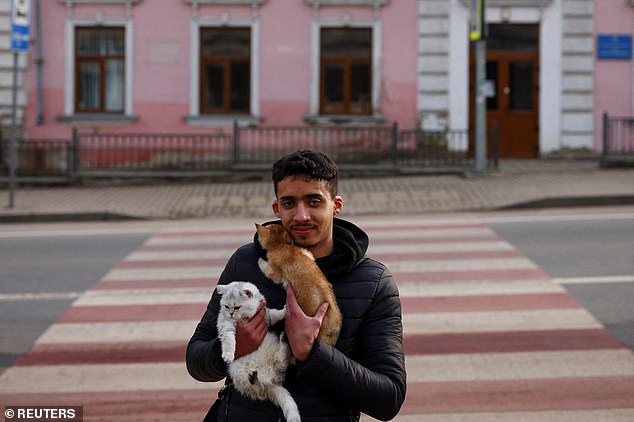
[470,24,540,158]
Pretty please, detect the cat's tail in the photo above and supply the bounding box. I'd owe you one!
[267,385,301,422]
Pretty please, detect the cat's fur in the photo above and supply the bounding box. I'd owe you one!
[256,223,342,347]
[216,281,300,422]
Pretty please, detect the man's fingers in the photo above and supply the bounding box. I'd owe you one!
[315,302,329,322]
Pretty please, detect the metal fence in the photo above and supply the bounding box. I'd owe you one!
[602,113,634,167]
[1,124,475,181]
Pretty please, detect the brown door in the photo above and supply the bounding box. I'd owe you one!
[470,24,540,158]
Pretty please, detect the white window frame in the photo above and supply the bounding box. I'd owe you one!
[188,16,261,126]
[309,18,382,120]
[63,16,134,118]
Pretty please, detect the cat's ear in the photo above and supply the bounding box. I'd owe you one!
[242,288,254,299]
[216,285,227,295]
[255,223,266,238]
[283,229,293,245]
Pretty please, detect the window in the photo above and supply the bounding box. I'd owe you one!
[75,27,125,113]
[320,28,372,115]
[200,27,251,114]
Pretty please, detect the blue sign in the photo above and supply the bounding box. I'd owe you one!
[11,0,31,52]
[597,34,632,60]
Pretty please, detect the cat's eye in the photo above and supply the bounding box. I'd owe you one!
[234,306,241,310]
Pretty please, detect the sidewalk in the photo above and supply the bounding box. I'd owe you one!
[1,160,634,222]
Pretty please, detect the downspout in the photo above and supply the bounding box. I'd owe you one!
[35,0,44,124]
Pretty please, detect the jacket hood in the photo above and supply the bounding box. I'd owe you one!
[254,218,369,282]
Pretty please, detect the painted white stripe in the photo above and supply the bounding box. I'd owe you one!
[0,362,219,394]
[403,309,602,334]
[405,350,634,382]
[38,308,600,344]
[397,280,565,298]
[75,288,212,306]
[481,212,634,224]
[103,266,220,281]
[553,275,634,285]
[37,320,197,344]
[385,258,538,273]
[360,409,634,422]
[103,257,538,281]
[145,227,496,245]
[0,291,81,301]
[76,288,212,306]
[124,240,514,261]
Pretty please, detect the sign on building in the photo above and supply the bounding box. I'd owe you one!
[597,34,633,60]
[11,0,31,52]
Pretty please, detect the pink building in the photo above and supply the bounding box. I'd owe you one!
[21,0,418,141]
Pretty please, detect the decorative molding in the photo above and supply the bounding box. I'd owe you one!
[460,0,551,7]
[307,0,388,6]
[185,0,265,5]
[60,0,141,5]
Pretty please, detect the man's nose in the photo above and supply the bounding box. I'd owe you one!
[293,203,310,221]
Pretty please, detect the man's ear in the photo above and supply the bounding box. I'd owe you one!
[333,195,343,216]
[272,201,280,217]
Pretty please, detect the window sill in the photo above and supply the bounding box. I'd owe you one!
[303,114,385,125]
[57,114,139,125]
[184,114,262,127]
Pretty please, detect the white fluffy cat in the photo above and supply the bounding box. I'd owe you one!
[216,281,300,422]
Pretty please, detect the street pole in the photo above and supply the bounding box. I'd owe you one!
[474,39,487,173]
[470,0,487,173]
[8,0,32,208]
[8,51,19,208]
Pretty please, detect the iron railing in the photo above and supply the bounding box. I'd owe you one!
[602,113,634,167]
[1,124,476,181]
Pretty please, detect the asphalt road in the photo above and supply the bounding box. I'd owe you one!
[488,212,634,350]
[1,209,632,376]
[0,230,152,371]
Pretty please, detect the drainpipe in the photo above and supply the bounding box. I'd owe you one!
[34,0,44,125]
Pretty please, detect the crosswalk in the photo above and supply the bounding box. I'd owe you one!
[1,216,633,421]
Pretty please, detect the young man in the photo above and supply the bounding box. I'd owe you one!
[187,150,406,421]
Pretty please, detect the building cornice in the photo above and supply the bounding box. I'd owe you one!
[460,0,552,7]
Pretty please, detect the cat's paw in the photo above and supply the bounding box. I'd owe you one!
[221,350,234,364]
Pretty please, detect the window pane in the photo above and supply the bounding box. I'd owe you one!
[203,62,224,110]
[487,24,538,52]
[322,29,371,57]
[201,28,250,56]
[79,61,100,110]
[486,61,498,110]
[509,61,533,110]
[350,62,371,113]
[77,28,124,56]
[323,63,345,113]
[230,61,250,112]
[105,59,124,112]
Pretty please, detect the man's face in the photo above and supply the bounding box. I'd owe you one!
[272,176,343,258]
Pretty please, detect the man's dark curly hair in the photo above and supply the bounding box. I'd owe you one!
[272,150,338,198]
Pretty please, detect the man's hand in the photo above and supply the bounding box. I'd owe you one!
[234,300,266,359]
[285,283,329,361]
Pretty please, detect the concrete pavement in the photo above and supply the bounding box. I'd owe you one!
[1,160,634,222]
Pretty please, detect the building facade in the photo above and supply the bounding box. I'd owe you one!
[7,0,634,159]
[19,0,417,140]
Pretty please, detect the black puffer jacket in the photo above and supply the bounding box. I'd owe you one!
[186,218,406,421]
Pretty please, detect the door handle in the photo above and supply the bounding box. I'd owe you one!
[503,86,510,95]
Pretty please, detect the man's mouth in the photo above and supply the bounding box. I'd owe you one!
[292,226,314,236]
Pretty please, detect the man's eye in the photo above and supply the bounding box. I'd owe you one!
[309,199,321,207]
[281,201,294,208]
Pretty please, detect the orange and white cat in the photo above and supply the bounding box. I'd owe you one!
[256,223,342,347]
